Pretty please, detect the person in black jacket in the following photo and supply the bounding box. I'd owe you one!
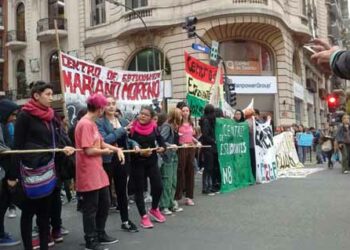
[129,105,166,229]
[0,99,20,247]
[199,104,219,195]
[8,81,74,250]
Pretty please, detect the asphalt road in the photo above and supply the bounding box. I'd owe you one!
[5,163,350,250]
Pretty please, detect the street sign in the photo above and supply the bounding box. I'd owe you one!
[191,43,210,54]
[210,40,219,62]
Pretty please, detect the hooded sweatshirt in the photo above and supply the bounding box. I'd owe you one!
[0,99,19,148]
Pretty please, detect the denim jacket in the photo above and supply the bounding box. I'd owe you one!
[96,116,138,163]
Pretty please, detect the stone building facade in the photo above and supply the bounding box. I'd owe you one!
[5,0,332,128]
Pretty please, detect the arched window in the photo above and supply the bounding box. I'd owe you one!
[16,60,26,97]
[128,48,171,75]
[95,58,105,66]
[220,40,274,76]
[49,51,60,93]
[16,3,25,41]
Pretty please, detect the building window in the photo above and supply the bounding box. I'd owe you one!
[128,48,171,75]
[16,60,26,94]
[302,0,307,16]
[16,3,25,41]
[293,51,302,77]
[125,0,148,9]
[221,40,274,76]
[49,0,65,18]
[0,4,3,26]
[95,58,105,66]
[50,51,61,93]
[91,0,106,26]
[295,98,303,124]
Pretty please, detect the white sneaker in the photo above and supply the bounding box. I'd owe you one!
[161,208,172,215]
[344,170,350,174]
[171,200,183,212]
[7,209,16,219]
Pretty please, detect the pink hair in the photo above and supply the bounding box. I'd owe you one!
[86,93,108,108]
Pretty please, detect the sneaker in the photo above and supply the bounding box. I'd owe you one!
[121,220,139,233]
[52,229,63,243]
[202,190,215,196]
[60,226,70,235]
[148,208,166,223]
[161,208,172,215]
[32,238,40,250]
[344,170,350,174]
[48,235,55,247]
[140,215,154,229]
[85,239,109,250]
[97,232,119,245]
[171,206,184,212]
[32,226,39,238]
[185,198,195,206]
[7,208,16,218]
[0,233,21,247]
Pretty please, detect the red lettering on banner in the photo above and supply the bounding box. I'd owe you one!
[63,71,73,92]
[62,54,75,69]
[95,79,104,93]
[73,73,82,94]
[81,75,92,94]
[107,70,117,81]
[152,80,160,98]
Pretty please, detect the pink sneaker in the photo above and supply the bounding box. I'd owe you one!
[185,198,195,206]
[140,215,154,229]
[148,208,166,223]
[32,238,40,250]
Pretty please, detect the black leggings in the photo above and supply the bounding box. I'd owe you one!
[0,180,11,237]
[130,157,163,216]
[20,194,52,250]
[103,158,129,222]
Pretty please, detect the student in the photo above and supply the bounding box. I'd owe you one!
[96,96,139,233]
[9,81,74,250]
[159,108,183,215]
[0,99,20,247]
[75,93,125,250]
[129,105,166,229]
[175,105,200,206]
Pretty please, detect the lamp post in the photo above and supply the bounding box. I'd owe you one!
[104,0,156,69]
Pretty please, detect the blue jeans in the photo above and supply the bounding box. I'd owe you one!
[298,146,307,163]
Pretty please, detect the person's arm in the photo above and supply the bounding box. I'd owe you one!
[330,50,350,80]
[0,126,9,152]
[155,129,166,153]
[96,119,127,145]
[101,141,125,164]
[160,124,172,147]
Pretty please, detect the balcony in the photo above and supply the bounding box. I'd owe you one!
[124,8,153,22]
[232,0,268,4]
[37,18,68,42]
[6,30,26,51]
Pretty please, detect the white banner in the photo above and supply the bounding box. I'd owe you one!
[60,52,162,124]
[228,76,277,94]
[254,118,278,184]
[274,132,304,177]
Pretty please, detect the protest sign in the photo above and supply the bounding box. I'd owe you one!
[60,52,162,125]
[185,52,222,117]
[254,119,278,184]
[215,118,255,193]
[274,132,303,170]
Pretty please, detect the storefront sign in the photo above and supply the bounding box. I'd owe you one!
[228,76,277,94]
[293,81,304,100]
[226,60,261,75]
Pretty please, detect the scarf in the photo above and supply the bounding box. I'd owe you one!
[130,120,157,136]
[22,99,54,122]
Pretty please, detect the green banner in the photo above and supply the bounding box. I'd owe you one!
[215,118,255,193]
[186,94,208,118]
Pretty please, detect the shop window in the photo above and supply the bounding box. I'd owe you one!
[91,0,106,26]
[220,41,274,76]
[95,58,105,66]
[125,0,148,9]
[128,48,171,76]
[16,3,25,41]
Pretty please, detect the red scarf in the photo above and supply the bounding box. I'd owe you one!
[130,120,157,136]
[22,99,54,122]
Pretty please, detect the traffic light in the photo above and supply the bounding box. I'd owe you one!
[327,94,339,113]
[183,16,198,38]
[225,76,236,107]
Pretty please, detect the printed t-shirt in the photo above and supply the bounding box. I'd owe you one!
[178,123,194,144]
[75,117,109,192]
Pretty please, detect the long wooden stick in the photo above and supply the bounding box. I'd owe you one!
[0,145,211,155]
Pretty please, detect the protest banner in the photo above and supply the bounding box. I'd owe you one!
[297,132,314,147]
[185,52,223,117]
[215,118,255,193]
[254,119,278,184]
[274,132,304,177]
[60,52,162,125]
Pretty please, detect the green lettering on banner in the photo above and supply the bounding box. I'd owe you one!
[215,118,255,193]
[186,94,208,118]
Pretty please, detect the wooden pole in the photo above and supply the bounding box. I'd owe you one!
[54,19,68,120]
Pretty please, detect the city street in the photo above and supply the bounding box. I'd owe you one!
[5,164,350,250]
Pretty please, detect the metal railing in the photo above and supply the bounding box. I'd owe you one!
[5,88,30,100]
[124,8,153,21]
[7,30,26,42]
[37,17,67,33]
[232,0,268,4]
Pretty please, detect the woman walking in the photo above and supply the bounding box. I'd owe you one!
[175,105,200,206]
[129,106,166,229]
[335,114,350,174]
[9,81,74,250]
